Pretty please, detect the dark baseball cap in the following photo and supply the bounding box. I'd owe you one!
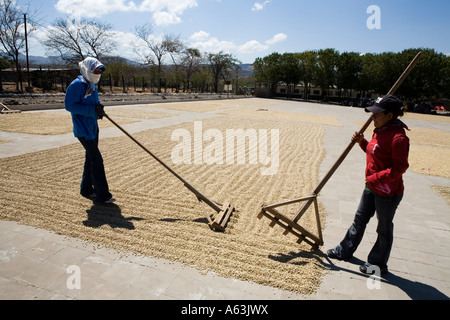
[365,95,403,114]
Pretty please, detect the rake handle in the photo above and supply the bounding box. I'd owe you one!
[103,113,222,213]
[293,51,423,222]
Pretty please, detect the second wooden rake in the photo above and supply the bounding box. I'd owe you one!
[257,51,423,249]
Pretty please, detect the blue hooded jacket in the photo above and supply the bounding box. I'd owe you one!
[65,76,100,140]
[65,57,104,141]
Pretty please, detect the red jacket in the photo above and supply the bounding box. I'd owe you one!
[359,120,410,197]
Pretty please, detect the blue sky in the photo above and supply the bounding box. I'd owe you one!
[20,0,450,64]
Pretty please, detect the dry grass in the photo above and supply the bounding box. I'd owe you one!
[409,146,450,178]
[147,98,275,113]
[106,108,174,120]
[431,186,450,206]
[357,122,450,149]
[403,112,450,123]
[0,109,173,135]
[221,108,342,127]
[0,116,328,294]
[0,112,75,135]
[355,120,450,178]
[407,127,450,149]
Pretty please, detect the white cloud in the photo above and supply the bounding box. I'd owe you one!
[252,0,271,12]
[152,11,181,25]
[265,33,287,45]
[54,0,198,26]
[189,31,236,54]
[190,31,210,42]
[190,37,236,54]
[239,40,268,53]
[188,31,287,57]
[111,31,145,60]
[27,26,50,56]
[55,0,137,18]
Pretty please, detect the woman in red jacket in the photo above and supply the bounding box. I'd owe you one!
[327,95,410,275]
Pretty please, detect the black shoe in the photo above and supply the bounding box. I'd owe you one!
[94,197,116,205]
[81,192,96,200]
[326,248,343,260]
[360,262,388,275]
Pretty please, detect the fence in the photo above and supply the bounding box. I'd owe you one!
[0,68,221,94]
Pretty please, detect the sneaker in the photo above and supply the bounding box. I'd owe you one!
[326,248,343,260]
[94,197,116,205]
[81,192,96,200]
[360,262,388,275]
[104,197,116,204]
[326,248,352,261]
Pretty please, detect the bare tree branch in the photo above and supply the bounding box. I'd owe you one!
[43,17,117,65]
[0,0,38,91]
[134,24,183,93]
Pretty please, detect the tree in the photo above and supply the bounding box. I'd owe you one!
[255,48,450,102]
[314,48,339,99]
[335,52,362,98]
[43,17,116,65]
[377,52,404,96]
[298,50,318,100]
[359,53,381,96]
[181,48,202,92]
[0,0,37,91]
[253,52,282,96]
[0,53,13,92]
[278,53,302,99]
[135,24,183,93]
[397,48,450,101]
[191,67,212,92]
[206,51,240,93]
[104,58,128,89]
[165,35,185,93]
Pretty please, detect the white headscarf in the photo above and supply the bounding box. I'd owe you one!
[78,57,105,97]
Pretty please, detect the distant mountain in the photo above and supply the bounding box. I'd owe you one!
[12,52,254,77]
[16,53,65,67]
[16,53,140,67]
[239,63,254,78]
[28,55,65,66]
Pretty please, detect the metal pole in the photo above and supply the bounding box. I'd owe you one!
[24,14,31,90]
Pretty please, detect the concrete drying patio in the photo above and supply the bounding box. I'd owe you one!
[0,98,449,300]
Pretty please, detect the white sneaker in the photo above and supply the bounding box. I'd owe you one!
[105,197,116,204]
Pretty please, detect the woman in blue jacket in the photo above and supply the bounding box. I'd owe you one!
[65,57,115,204]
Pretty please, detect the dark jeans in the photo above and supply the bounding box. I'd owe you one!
[78,133,112,203]
[335,189,403,270]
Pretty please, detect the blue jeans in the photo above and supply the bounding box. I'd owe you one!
[78,133,112,203]
[335,188,403,270]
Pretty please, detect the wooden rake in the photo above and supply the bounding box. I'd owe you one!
[0,102,21,114]
[257,51,423,250]
[104,114,235,232]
